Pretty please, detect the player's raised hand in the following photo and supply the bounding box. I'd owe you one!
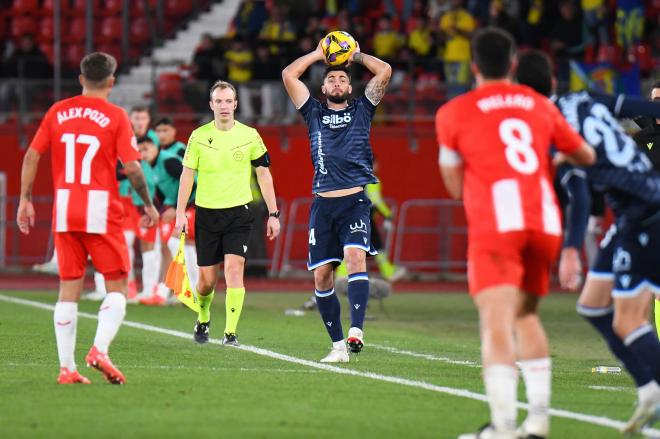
[266,216,280,240]
[347,41,361,66]
[140,205,160,228]
[16,199,35,235]
[173,209,188,236]
[559,247,582,291]
[316,38,328,64]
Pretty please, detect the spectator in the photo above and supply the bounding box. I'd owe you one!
[550,0,586,80]
[191,33,223,89]
[438,0,476,97]
[408,16,434,58]
[487,0,519,41]
[373,15,405,61]
[258,5,296,55]
[224,37,255,121]
[0,34,52,121]
[251,43,292,123]
[582,0,610,58]
[518,0,545,48]
[231,0,268,40]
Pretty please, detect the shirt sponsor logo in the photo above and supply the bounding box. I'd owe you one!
[322,112,352,129]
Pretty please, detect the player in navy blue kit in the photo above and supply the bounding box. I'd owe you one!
[282,39,391,363]
[517,50,660,435]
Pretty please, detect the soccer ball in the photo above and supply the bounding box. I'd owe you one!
[321,31,357,66]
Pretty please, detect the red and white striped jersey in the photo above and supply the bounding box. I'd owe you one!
[30,95,140,234]
[435,82,585,237]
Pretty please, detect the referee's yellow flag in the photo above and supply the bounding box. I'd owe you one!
[165,232,200,313]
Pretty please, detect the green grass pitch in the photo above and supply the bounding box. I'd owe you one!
[0,290,654,438]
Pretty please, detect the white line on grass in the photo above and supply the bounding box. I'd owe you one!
[369,343,480,367]
[2,294,657,436]
[4,363,322,374]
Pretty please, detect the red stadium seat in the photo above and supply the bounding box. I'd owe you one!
[64,44,87,69]
[157,73,184,103]
[98,16,122,43]
[164,0,192,17]
[11,0,39,15]
[70,0,99,16]
[100,0,122,16]
[39,42,54,64]
[41,0,71,16]
[130,17,150,45]
[10,16,37,38]
[38,17,54,42]
[97,43,122,65]
[131,0,156,16]
[67,17,87,42]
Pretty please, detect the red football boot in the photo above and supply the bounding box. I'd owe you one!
[85,346,126,384]
[57,367,91,384]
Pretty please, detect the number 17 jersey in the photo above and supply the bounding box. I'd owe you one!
[30,95,140,234]
[435,82,585,237]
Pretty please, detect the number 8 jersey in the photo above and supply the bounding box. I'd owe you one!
[30,95,140,234]
[435,82,585,237]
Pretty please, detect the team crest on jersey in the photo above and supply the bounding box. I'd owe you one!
[233,151,244,161]
[322,112,352,129]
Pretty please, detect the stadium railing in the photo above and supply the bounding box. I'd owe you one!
[393,199,466,279]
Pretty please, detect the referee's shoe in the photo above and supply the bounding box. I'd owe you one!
[222,333,239,346]
[193,320,210,344]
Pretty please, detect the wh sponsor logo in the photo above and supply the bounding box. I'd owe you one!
[349,219,368,234]
[322,113,352,129]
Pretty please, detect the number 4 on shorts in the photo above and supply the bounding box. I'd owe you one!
[309,228,316,246]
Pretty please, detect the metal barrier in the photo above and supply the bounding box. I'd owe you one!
[393,199,467,276]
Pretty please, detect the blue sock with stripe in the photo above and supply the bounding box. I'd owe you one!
[347,272,369,330]
[315,288,344,342]
[577,305,653,387]
[624,325,660,382]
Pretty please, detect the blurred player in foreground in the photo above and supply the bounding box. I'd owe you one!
[436,28,594,438]
[17,52,158,384]
[516,50,660,434]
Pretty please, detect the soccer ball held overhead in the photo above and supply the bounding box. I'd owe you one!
[321,31,357,66]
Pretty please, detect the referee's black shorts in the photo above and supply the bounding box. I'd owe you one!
[194,204,254,266]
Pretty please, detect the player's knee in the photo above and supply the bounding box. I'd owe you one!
[313,266,333,290]
[612,313,640,339]
[344,250,366,273]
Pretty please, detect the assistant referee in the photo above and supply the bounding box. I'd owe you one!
[174,80,281,346]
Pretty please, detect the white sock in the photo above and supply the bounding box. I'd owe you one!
[332,339,347,350]
[638,380,660,404]
[93,292,127,354]
[484,364,518,433]
[156,282,171,299]
[184,244,198,290]
[124,230,136,281]
[54,302,78,370]
[167,237,179,259]
[93,271,107,295]
[519,357,551,434]
[141,250,159,294]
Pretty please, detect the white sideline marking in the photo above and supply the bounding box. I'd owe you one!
[588,386,635,393]
[370,343,480,367]
[2,294,658,436]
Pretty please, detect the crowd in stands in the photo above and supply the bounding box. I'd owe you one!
[0,0,658,124]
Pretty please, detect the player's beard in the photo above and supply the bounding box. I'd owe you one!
[326,91,350,104]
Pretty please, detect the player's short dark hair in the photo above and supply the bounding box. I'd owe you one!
[651,81,660,95]
[471,27,516,80]
[80,52,117,87]
[154,117,174,128]
[323,65,351,82]
[209,80,237,100]
[130,105,150,115]
[516,50,553,97]
[137,137,155,146]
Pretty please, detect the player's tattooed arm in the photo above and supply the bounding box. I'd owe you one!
[124,161,154,207]
[351,52,392,105]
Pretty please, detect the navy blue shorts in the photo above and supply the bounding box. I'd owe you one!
[589,221,660,297]
[307,191,377,270]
